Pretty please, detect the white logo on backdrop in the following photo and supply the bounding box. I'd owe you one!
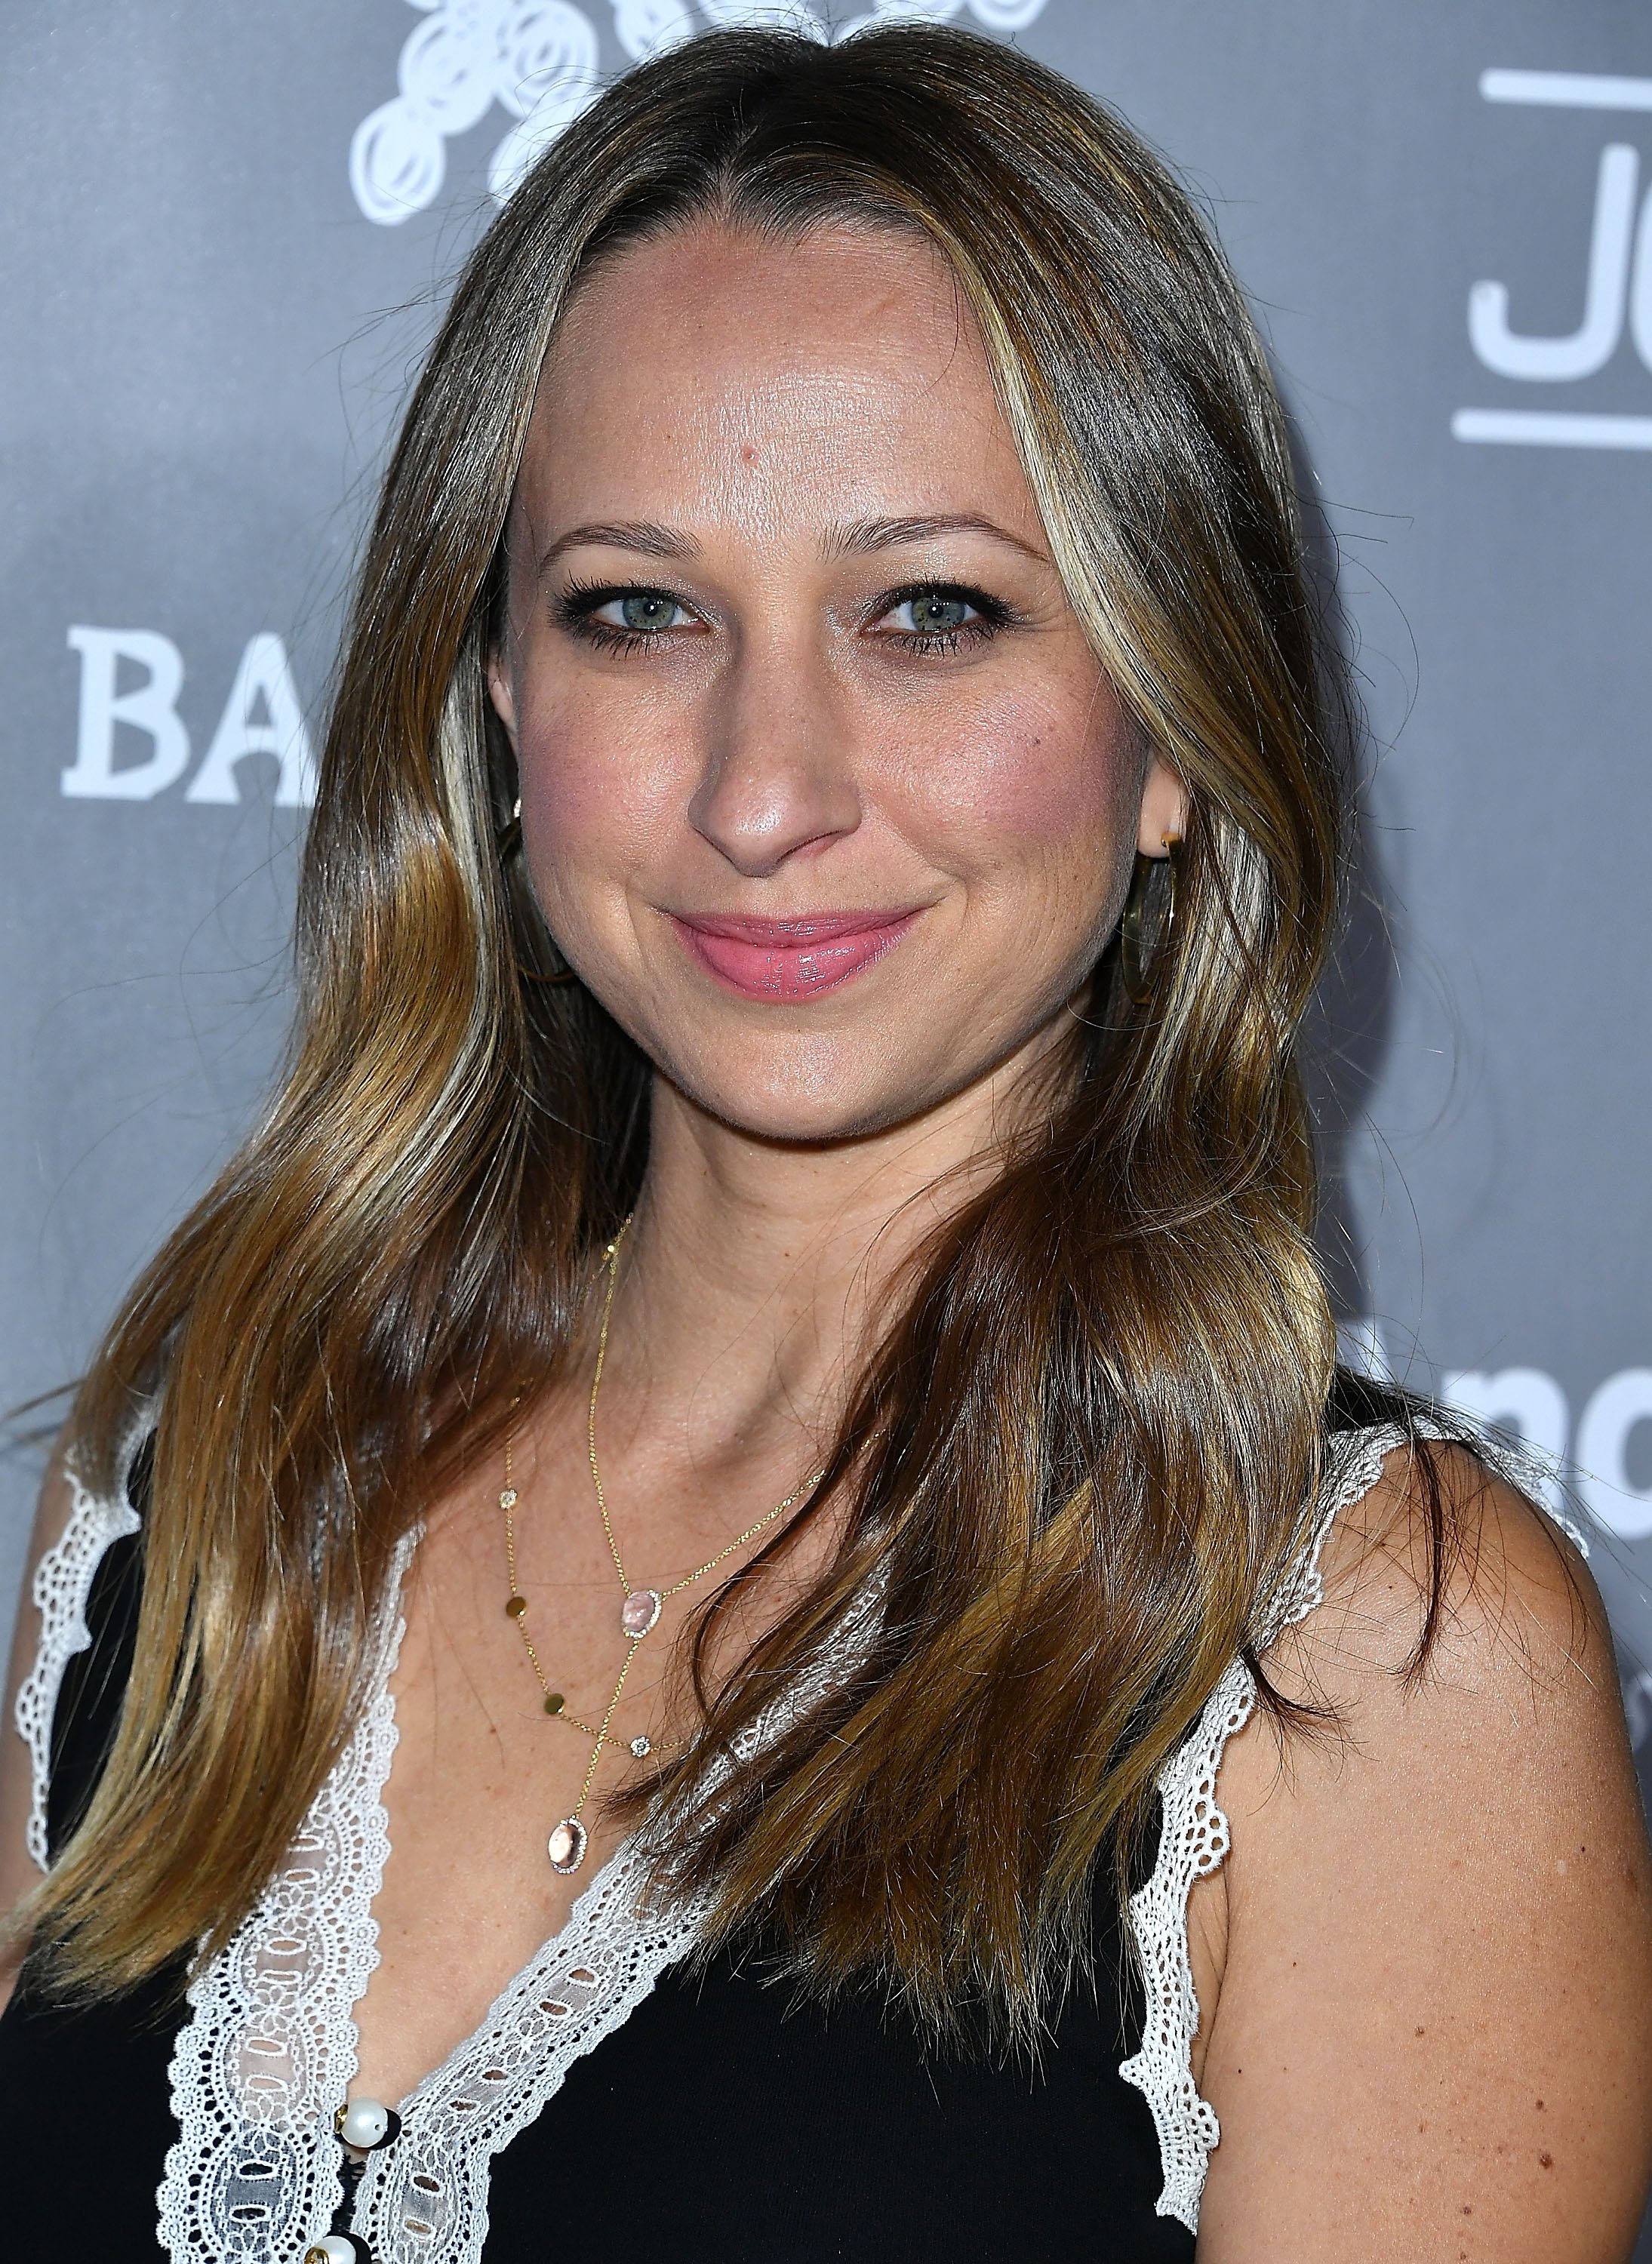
[1456,69,1652,451]
[61,628,316,807]
[349,0,1052,225]
[1337,1319,1652,1540]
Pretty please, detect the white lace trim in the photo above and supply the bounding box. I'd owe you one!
[19,1413,1578,2253]
[1118,1420,1411,2232]
[11,1422,146,1872]
[352,1829,711,2261]
[156,1530,418,2262]
[162,1561,878,2264]
[353,1591,879,2264]
[349,1583,879,2264]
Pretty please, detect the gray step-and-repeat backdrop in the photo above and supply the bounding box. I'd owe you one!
[4,0,1650,2188]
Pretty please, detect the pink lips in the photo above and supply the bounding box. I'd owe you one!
[669,909,920,1001]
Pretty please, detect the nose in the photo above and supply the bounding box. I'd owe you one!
[686,631,862,879]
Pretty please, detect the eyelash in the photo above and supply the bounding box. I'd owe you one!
[552,582,688,657]
[876,582,1015,654]
[552,577,1017,657]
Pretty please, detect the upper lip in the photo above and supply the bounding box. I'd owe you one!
[668,909,920,946]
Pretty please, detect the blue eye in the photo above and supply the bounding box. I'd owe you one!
[891,592,975,635]
[598,592,684,633]
[872,583,1010,651]
[556,582,698,650]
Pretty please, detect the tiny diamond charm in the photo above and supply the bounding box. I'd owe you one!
[630,1735,651,1758]
[499,1487,518,1510]
[548,1816,587,1873]
[620,1588,662,1638]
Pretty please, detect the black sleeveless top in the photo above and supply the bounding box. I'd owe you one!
[0,1386,1425,2259]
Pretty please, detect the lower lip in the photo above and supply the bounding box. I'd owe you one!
[670,914,920,1002]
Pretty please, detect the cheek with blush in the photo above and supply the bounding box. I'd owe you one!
[512,697,672,935]
[884,681,1140,888]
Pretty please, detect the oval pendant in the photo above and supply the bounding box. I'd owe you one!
[548,1816,587,1874]
[620,1588,662,1639]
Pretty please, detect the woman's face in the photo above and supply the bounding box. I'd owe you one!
[491,221,1184,1143]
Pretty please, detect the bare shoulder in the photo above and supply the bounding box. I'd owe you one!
[1277,1433,1611,1721]
[1192,1435,1652,2262]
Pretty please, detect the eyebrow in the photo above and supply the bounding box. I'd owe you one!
[536,520,698,577]
[534,510,1050,580]
[826,512,1051,566]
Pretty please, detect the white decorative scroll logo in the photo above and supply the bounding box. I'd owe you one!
[1454,69,1652,452]
[349,0,1053,226]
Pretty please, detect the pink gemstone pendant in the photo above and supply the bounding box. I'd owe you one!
[548,1816,587,1873]
[620,1588,662,1639]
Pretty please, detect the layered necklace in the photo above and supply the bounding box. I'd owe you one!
[501,1218,820,1875]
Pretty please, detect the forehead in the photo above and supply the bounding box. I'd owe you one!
[515,220,1037,542]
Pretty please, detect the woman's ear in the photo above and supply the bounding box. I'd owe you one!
[1137,755,1189,855]
[487,646,519,752]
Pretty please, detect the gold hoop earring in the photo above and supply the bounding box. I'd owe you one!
[1118,834,1181,1005]
[497,796,580,987]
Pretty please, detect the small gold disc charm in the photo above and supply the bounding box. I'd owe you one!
[505,1594,528,1618]
[544,1693,565,1715]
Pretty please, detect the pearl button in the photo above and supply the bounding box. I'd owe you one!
[303,2238,358,2263]
[337,2095,391,2149]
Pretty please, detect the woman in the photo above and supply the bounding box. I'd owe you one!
[2,23,1649,2262]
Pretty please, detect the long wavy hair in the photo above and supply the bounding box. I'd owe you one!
[30,23,1349,2027]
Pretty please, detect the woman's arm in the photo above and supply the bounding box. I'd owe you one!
[0,1446,78,2013]
[1194,1444,1652,2262]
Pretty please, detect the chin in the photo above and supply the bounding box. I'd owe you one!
[668,1045,940,1148]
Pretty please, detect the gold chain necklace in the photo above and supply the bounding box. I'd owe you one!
[502,1217,820,1875]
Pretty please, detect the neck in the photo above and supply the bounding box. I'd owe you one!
[597,1028,1066,1478]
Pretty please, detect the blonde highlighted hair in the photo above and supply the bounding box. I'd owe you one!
[34,23,1346,2029]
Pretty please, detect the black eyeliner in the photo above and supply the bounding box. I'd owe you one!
[866,577,1019,655]
[871,578,1017,627]
[549,574,1019,656]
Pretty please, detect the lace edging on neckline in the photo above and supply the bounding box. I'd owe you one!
[155,1531,417,2262]
[28,1407,1586,2257]
[1118,1420,1412,2233]
[351,1595,881,2264]
[350,1837,710,2262]
[158,1552,876,2264]
[13,1420,146,1872]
